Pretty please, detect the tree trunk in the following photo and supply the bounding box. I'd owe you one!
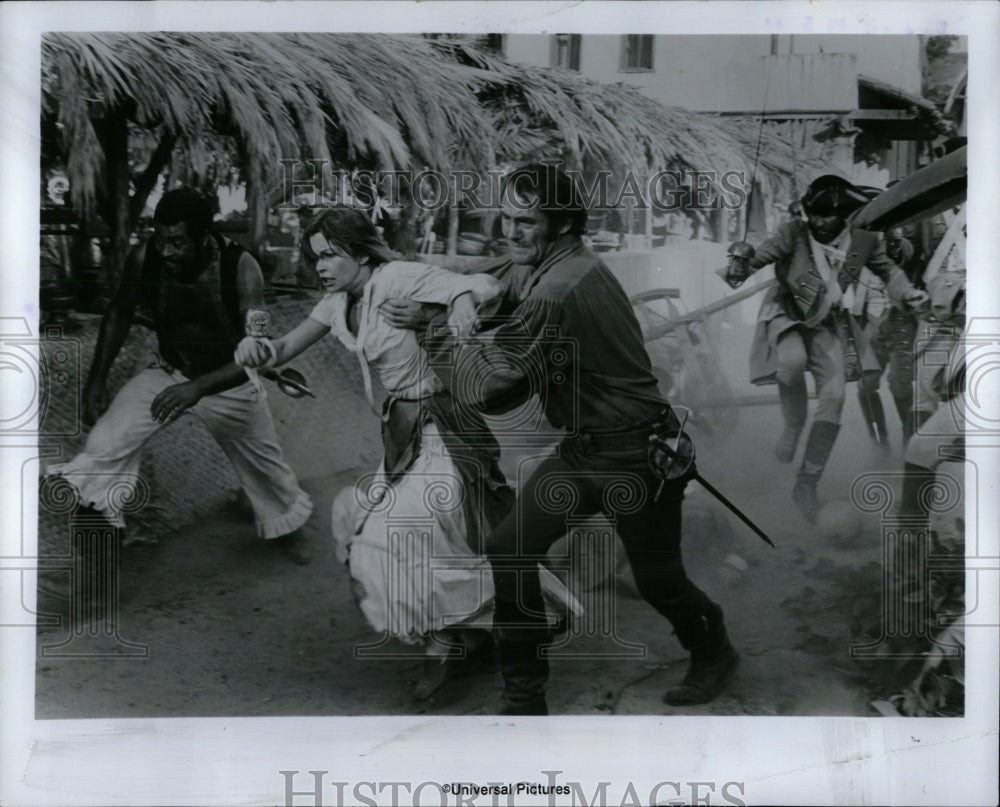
[128,131,176,230]
[246,163,268,255]
[96,110,131,292]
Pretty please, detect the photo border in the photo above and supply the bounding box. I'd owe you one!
[2,2,997,805]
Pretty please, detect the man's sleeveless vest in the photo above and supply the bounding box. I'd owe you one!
[141,233,246,378]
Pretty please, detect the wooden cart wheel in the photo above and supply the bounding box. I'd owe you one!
[629,287,739,442]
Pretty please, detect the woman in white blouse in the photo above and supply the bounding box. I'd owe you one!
[235,206,517,701]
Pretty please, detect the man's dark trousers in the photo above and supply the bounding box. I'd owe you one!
[486,435,719,713]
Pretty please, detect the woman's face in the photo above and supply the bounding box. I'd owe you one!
[308,233,369,295]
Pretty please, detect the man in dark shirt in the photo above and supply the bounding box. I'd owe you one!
[407,164,737,714]
[47,189,313,564]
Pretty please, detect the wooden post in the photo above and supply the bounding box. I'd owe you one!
[446,177,459,257]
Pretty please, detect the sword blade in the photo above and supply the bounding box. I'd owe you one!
[692,472,776,547]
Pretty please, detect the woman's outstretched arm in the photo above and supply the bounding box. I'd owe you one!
[235,316,329,368]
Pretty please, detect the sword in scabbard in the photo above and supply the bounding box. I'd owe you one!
[837,307,882,444]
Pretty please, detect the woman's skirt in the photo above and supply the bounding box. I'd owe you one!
[332,422,494,644]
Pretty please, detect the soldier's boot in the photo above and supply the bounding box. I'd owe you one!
[495,629,550,716]
[775,378,808,463]
[412,629,496,702]
[663,600,739,706]
[792,421,841,524]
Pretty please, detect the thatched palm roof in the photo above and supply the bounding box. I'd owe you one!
[42,31,816,279]
[437,40,766,188]
[42,32,497,216]
[44,33,800,215]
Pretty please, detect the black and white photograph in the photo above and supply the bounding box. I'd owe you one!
[1,2,997,805]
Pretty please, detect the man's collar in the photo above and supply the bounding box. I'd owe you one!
[513,233,586,299]
[530,233,586,273]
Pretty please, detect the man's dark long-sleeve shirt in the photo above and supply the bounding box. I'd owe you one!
[426,236,667,434]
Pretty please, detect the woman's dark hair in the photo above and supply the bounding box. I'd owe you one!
[501,162,588,237]
[299,205,397,266]
[153,188,215,240]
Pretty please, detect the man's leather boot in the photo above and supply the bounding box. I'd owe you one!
[793,421,841,523]
[495,630,549,716]
[663,602,739,706]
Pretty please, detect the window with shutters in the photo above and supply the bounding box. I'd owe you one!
[620,34,654,71]
[550,34,581,71]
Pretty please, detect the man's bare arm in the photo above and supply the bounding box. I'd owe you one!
[191,251,267,397]
[83,242,143,424]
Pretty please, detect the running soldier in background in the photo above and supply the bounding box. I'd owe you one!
[725,176,928,522]
[47,189,313,564]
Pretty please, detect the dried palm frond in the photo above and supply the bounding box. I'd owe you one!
[42,32,498,220]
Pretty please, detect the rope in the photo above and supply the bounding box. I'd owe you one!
[742,55,775,242]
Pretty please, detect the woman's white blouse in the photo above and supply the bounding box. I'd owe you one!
[309,260,493,412]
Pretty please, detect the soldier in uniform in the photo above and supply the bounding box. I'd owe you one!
[724,176,928,521]
[845,226,928,450]
[47,189,313,563]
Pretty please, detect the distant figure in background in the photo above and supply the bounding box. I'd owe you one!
[40,170,81,332]
[724,175,928,522]
[896,269,966,634]
[911,268,966,438]
[843,266,893,453]
[872,227,926,444]
[47,188,313,564]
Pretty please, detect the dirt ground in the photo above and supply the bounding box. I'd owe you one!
[34,397,948,719]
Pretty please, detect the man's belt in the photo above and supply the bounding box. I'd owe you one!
[571,414,671,452]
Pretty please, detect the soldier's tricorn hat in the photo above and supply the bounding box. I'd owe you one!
[801,175,871,216]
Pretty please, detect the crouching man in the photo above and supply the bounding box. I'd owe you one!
[47,189,313,565]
